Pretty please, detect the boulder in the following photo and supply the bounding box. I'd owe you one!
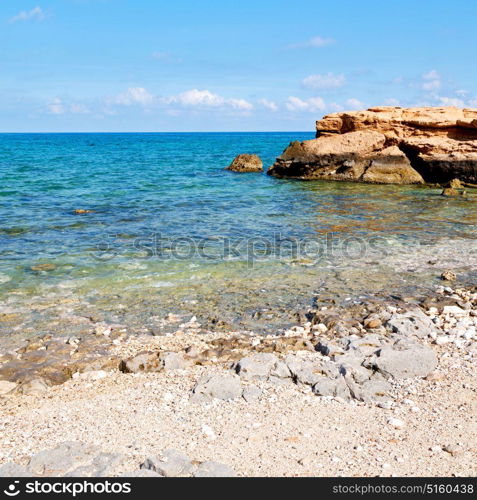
[268,106,477,184]
[120,351,190,373]
[387,308,435,339]
[235,353,279,380]
[64,453,125,477]
[312,376,351,400]
[0,462,32,477]
[226,154,263,172]
[369,340,438,379]
[191,373,242,402]
[194,461,236,477]
[28,442,101,476]
[242,385,262,402]
[285,354,339,386]
[141,449,194,477]
[120,469,163,477]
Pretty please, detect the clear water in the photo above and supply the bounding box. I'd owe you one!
[0,133,476,341]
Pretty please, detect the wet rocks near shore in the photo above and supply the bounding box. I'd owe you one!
[226,153,263,172]
[1,286,475,403]
[0,285,475,477]
[268,106,477,185]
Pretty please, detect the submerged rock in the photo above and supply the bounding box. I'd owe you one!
[268,106,477,184]
[226,154,263,172]
[441,270,457,281]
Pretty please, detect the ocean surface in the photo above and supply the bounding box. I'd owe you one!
[0,132,476,342]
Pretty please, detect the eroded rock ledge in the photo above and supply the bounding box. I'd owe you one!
[268,106,477,184]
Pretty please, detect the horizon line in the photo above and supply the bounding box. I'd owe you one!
[0,130,314,134]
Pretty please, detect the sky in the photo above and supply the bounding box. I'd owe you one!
[1,0,476,132]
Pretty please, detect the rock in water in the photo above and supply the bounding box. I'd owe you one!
[268,106,477,184]
[226,154,263,172]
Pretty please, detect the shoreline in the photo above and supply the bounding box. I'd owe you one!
[1,283,476,477]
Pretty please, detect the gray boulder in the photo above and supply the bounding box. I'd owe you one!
[191,373,242,402]
[286,355,339,386]
[387,308,435,339]
[28,442,100,476]
[346,378,392,404]
[242,386,262,402]
[65,453,125,477]
[120,469,163,477]
[235,353,279,380]
[312,377,351,400]
[194,461,236,477]
[0,462,31,477]
[141,449,194,477]
[370,340,438,379]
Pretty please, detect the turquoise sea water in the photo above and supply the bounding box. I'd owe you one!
[0,133,476,340]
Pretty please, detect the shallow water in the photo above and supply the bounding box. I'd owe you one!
[0,133,476,341]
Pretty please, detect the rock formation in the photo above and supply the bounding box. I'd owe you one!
[268,106,477,184]
[226,153,263,172]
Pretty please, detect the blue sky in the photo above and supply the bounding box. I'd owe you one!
[1,0,476,132]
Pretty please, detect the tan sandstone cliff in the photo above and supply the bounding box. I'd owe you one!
[268,106,477,184]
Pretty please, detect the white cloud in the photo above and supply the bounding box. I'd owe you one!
[165,89,224,107]
[258,98,278,112]
[383,98,400,106]
[422,79,441,91]
[422,70,440,80]
[163,89,253,110]
[47,98,65,115]
[303,73,346,90]
[345,98,364,110]
[437,96,465,107]
[288,36,335,49]
[421,69,441,91]
[47,99,90,115]
[9,6,45,23]
[286,96,326,112]
[70,103,90,114]
[329,102,344,112]
[455,89,469,97]
[468,99,477,108]
[228,98,253,111]
[116,87,154,106]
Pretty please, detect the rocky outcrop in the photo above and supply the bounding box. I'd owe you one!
[226,153,263,172]
[268,106,477,184]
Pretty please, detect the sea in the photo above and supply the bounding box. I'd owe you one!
[0,132,476,342]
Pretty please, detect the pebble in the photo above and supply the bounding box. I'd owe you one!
[387,418,405,429]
